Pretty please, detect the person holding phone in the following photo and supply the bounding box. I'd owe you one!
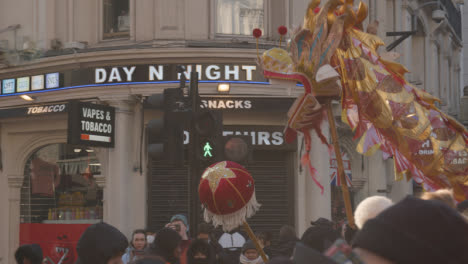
[166,214,191,264]
[122,229,147,264]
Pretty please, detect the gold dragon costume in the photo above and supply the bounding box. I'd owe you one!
[259,0,468,202]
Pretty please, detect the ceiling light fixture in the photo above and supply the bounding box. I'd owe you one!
[217,83,230,93]
[20,94,35,101]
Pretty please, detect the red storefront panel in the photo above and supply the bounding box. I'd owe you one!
[20,223,92,264]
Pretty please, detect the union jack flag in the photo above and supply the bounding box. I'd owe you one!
[330,151,352,187]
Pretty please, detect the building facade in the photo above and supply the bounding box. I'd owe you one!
[0,0,463,263]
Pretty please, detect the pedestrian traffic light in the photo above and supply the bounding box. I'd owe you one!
[146,88,187,166]
[194,110,223,163]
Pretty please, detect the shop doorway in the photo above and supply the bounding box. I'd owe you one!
[19,143,102,264]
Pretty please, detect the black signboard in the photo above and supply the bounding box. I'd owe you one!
[0,103,68,118]
[68,101,115,148]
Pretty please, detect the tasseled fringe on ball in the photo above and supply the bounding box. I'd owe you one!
[203,192,261,232]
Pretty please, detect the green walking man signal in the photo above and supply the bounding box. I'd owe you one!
[203,142,213,158]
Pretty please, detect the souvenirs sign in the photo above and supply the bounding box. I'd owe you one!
[68,101,115,148]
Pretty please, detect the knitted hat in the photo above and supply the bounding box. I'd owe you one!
[352,196,468,264]
[354,196,393,229]
[171,214,190,232]
[242,240,257,254]
[76,222,128,264]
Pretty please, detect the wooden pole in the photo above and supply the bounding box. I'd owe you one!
[243,221,268,263]
[326,101,356,228]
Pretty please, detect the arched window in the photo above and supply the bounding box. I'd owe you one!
[20,144,103,224]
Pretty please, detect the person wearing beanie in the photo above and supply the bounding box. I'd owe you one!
[239,240,266,264]
[148,227,182,264]
[352,196,468,264]
[187,239,217,264]
[354,196,393,229]
[300,218,340,253]
[75,222,129,264]
[15,244,43,264]
[167,214,191,264]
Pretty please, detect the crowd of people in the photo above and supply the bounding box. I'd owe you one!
[15,189,468,264]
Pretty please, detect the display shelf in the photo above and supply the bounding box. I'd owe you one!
[42,219,102,224]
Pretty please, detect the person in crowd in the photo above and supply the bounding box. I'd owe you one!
[340,221,357,245]
[268,225,298,259]
[301,217,340,253]
[75,222,129,264]
[14,244,43,264]
[131,255,166,264]
[421,188,456,208]
[255,231,273,257]
[187,239,217,264]
[167,214,191,264]
[352,196,468,264]
[196,223,224,262]
[354,195,393,229]
[294,242,337,264]
[239,240,266,264]
[146,231,156,246]
[267,257,293,264]
[123,229,148,264]
[217,228,247,264]
[148,227,182,264]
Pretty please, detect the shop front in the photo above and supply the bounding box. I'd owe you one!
[0,53,310,264]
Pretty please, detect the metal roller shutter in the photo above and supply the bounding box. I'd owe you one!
[246,150,294,241]
[146,161,189,232]
[147,150,294,240]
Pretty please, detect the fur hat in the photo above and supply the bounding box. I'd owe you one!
[354,196,393,229]
[352,196,468,264]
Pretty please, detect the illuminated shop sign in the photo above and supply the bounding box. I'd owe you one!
[0,103,68,118]
[31,75,45,90]
[0,73,61,95]
[0,63,268,97]
[17,77,30,92]
[2,79,15,94]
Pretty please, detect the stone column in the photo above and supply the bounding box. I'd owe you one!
[7,175,23,264]
[307,125,332,222]
[296,124,331,236]
[102,99,141,237]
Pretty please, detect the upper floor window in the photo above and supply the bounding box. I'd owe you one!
[216,0,264,35]
[103,0,130,39]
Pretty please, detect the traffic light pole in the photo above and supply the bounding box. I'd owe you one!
[188,70,200,236]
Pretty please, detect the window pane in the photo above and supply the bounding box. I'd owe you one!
[103,0,130,39]
[20,144,103,223]
[216,0,264,35]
